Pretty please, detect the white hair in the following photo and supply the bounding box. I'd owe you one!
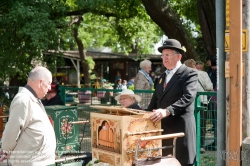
[28,66,52,82]
[139,59,152,69]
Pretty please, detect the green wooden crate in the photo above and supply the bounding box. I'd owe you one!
[45,105,80,156]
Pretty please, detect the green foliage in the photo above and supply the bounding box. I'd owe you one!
[85,56,95,72]
[0,0,163,84]
[43,54,66,74]
[0,0,204,83]
[66,0,142,18]
[112,16,162,54]
[170,0,199,25]
[61,0,162,54]
[200,153,216,165]
[90,74,96,80]
[65,12,162,54]
[168,0,207,58]
[128,84,134,90]
[0,0,67,79]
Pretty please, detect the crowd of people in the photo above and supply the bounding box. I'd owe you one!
[0,39,217,166]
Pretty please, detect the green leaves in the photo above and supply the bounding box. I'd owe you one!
[0,0,163,80]
[0,0,67,78]
[71,11,161,55]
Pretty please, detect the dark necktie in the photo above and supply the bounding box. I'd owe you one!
[163,69,171,91]
[163,82,167,91]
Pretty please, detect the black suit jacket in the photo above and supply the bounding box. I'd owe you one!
[146,64,198,165]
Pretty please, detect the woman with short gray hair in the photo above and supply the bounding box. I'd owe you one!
[134,59,153,109]
[139,59,152,70]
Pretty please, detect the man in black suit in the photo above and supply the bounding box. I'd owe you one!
[146,39,198,166]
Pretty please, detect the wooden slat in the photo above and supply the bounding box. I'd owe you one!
[90,105,147,115]
[0,115,9,119]
[140,133,185,141]
[228,0,242,165]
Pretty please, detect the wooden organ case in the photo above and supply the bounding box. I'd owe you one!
[90,106,162,166]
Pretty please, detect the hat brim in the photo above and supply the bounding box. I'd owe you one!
[115,93,141,103]
[158,46,184,55]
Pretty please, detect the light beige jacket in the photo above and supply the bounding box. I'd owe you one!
[2,87,56,166]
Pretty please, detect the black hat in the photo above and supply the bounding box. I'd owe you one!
[158,39,185,55]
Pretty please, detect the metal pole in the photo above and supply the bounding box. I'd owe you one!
[216,0,226,165]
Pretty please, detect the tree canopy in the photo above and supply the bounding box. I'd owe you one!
[0,0,67,77]
[0,0,215,83]
[141,0,215,61]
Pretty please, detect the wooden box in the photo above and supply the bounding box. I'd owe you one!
[90,106,162,166]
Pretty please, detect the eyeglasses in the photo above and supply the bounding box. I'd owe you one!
[161,53,177,58]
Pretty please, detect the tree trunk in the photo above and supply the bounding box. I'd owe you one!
[197,0,216,58]
[73,16,91,87]
[141,0,196,61]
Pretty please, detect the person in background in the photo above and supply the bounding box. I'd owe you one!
[206,56,212,68]
[184,59,213,92]
[154,65,162,75]
[184,59,213,154]
[0,66,56,165]
[115,71,121,82]
[134,59,153,109]
[206,56,217,138]
[195,61,204,71]
[150,72,156,82]
[206,58,217,150]
[127,77,135,88]
[115,89,141,110]
[104,86,114,102]
[206,56,213,79]
[153,65,166,90]
[134,59,153,90]
[121,80,127,90]
[114,78,122,90]
[208,58,217,90]
[42,83,64,106]
[147,39,198,166]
